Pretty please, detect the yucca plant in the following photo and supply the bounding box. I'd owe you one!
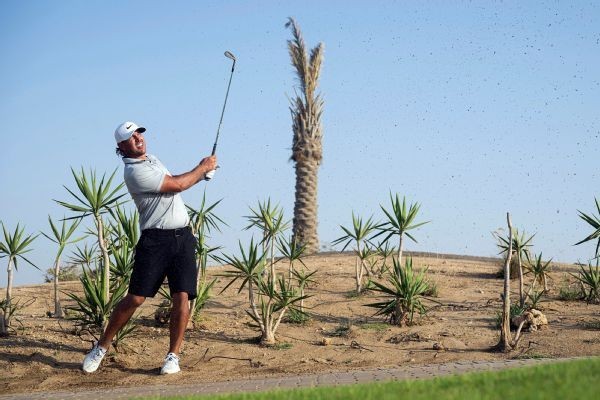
[524,253,552,293]
[277,235,307,281]
[0,222,38,335]
[109,241,134,288]
[377,193,429,279]
[575,198,600,259]
[55,168,126,301]
[245,199,289,281]
[64,264,128,335]
[41,216,84,318]
[332,213,379,293]
[291,267,317,312]
[495,228,535,307]
[187,194,226,321]
[108,205,139,251]
[527,290,545,310]
[571,262,600,304]
[68,242,99,270]
[218,240,307,345]
[367,257,430,326]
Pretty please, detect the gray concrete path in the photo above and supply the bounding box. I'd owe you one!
[1,357,583,400]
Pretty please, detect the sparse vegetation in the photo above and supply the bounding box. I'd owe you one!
[0,222,38,335]
[367,257,432,326]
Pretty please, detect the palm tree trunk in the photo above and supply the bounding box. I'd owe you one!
[53,256,63,318]
[292,158,319,254]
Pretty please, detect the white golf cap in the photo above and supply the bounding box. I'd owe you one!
[114,121,146,143]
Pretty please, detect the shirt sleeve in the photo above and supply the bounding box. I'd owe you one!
[125,164,166,194]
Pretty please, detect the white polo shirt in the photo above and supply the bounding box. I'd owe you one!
[122,154,189,230]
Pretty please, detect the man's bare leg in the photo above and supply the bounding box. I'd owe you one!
[169,292,190,354]
[98,293,145,350]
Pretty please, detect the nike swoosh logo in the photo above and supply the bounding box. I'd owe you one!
[126,124,132,129]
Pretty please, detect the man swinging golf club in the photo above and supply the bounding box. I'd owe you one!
[82,121,217,374]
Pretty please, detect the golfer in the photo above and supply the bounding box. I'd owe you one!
[82,121,217,374]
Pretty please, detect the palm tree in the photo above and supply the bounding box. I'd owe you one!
[0,222,38,334]
[286,17,324,254]
[41,216,84,318]
[55,168,126,304]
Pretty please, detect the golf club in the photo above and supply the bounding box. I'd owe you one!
[206,50,236,181]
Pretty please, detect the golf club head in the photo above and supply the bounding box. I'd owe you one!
[224,51,236,61]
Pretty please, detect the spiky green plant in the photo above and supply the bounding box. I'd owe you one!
[277,235,307,281]
[366,257,430,326]
[41,216,84,318]
[575,198,600,259]
[524,253,552,293]
[377,193,429,278]
[291,267,317,312]
[571,262,600,304]
[245,199,289,281]
[68,242,99,270]
[0,222,38,334]
[55,168,126,303]
[108,205,139,251]
[527,290,545,310]
[64,264,128,334]
[332,213,379,293]
[218,240,307,345]
[286,17,324,255]
[495,228,535,307]
[187,193,226,320]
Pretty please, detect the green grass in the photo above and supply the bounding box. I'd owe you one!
[156,358,599,400]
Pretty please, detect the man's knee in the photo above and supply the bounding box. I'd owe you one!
[171,292,190,311]
[123,293,146,308]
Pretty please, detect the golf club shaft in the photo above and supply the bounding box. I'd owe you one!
[206,51,236,182]
[211,59,236,156]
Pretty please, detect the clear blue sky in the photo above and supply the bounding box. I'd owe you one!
[1,1,599,287]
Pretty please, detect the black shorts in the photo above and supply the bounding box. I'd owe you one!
[129,226,198,300]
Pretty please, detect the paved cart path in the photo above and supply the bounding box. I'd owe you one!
[1,357,584,400]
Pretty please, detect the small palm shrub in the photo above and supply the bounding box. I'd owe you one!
[366,257,431,326]
[572,262,600,304]
[332,213,379,294]
[524,253,552,292]
[377,193,429,275]
[65,265,128,337]
[0,222,38,335]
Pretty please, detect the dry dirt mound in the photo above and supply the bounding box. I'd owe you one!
[1,253,599,395]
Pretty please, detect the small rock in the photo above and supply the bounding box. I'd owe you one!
[433,342,446,351]
[320,338,332,346]
[511,309,548,331]
[478,289,484,294]
[409,358,416,362]
[313,358,329,364]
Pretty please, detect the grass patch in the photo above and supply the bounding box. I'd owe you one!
[270,342,293,350]
[158,358,600,400]
[558,284,582,301]
[358,323,389,332]
[328,324,352,337]
[580,320,600,330]
[284,308,311,324]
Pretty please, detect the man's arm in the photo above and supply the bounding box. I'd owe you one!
[160,155,217,193]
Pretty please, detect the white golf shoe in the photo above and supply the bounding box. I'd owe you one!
[160,352,181,375]
[82,342,107,373]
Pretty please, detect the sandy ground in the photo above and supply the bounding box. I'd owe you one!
[1,252,599,395]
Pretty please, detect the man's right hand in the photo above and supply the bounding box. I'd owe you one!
[200,155,217,172]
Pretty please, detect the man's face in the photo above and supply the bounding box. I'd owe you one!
[118,130,146,158]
